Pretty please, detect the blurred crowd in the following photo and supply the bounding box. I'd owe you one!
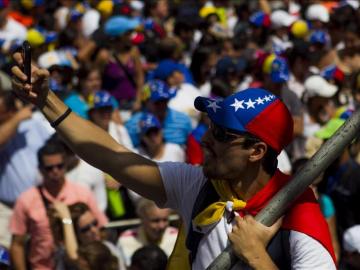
[0,0,360,269]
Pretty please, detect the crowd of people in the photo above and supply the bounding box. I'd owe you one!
[1,0,360,269]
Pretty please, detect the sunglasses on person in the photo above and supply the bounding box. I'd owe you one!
[43,163,65,172]
[209,122,245,143]
[79,219,98,233]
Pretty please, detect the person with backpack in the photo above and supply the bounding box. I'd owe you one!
[11,52,336,269]
[9,141,107,270]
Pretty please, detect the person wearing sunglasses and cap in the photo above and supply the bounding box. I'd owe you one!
[11,53,336,269]
[9,140,107,270]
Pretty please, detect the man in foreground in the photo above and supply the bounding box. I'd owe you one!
[11,52,336,269]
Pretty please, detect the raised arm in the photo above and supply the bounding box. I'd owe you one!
[0,105,32,148]
[11,52,166,205]
[52,202,79,260]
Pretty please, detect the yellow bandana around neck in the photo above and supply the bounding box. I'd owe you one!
[193,179,247,227]
[167,180,246,269]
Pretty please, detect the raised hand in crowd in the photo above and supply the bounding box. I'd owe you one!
[0,92,33,147]
[51,201,79,260]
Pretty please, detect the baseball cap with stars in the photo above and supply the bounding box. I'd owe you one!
[194,88,293,153]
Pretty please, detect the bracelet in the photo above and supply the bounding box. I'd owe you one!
[62,218,73,225]
[50,108,72,128]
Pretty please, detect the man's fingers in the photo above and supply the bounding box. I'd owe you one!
[32,68,50,83]
[12,75,26,91]
[13,52,23,66]
[12,75,38,99]
[11,65,27,82]
[268,216,283,234]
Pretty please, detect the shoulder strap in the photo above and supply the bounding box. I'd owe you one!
[186,180,219,263]
[112,53,137,89]
[266,230,292,270]
[37,186,51,209]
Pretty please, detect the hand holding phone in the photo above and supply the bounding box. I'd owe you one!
[22,41,31,84]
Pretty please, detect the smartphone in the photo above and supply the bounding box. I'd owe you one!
[22,41,31,84]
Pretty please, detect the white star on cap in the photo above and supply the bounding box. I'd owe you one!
[207,100,221,113]
[255,97,264,105]
[244,98,256,109]
[230,98,245,112]
[264,95,271,102]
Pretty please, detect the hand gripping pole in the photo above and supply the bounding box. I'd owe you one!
[207,109,360,270]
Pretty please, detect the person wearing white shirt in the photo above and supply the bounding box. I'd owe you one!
[137,113,185,163]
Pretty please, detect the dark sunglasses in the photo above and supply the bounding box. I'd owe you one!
[210,123,245,143]
[43,163,65,172]
[79,219,98,233]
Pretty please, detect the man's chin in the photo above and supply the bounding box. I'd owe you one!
[202,165,220,179]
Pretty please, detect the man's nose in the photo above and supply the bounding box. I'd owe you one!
[158,220,168,229]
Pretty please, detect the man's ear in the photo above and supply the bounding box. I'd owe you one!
[248,142,267,162]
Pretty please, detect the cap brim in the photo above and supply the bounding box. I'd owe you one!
[315,83,338,98]
[271,71,289,83]
[194,96,208,112]
[89,104,113,111]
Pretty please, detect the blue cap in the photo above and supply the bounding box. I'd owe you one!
[194,88,293,153]
[309,30,329,45]
[142,79,177,102]
[88,91,114,110]
[320,65,345,82]
[0,246,10,266]
[104,15,141,37]
[139,113,162,135]
[270,57,290,83]
[249,11,271,27]
[153,60,182,81]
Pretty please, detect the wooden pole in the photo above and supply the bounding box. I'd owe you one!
[206,109,360,270]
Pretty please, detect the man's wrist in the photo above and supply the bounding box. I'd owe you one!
[62,218,72,225]
[42,91,69,124]
[246,248,278,270]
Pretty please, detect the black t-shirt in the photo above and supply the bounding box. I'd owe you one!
[328,159,360,236]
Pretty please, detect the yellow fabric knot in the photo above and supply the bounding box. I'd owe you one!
[167,180,246,269]
[193,180,246,227]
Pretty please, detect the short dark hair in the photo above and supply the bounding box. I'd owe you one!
[241,133,278,175]
[37,141,66,167]
[130,245,167,270]
[78,241,119,270]
[0,91,16,112]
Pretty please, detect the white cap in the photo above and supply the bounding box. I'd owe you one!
[337,0,360,10]
[54,7,69,31]
[38,51,71,69]
[304,75,338,98]
[306,4,329,23]
[343,225,360,253]
[130,0,144,11]
[82,9,100,37]
[271,10,296,28]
